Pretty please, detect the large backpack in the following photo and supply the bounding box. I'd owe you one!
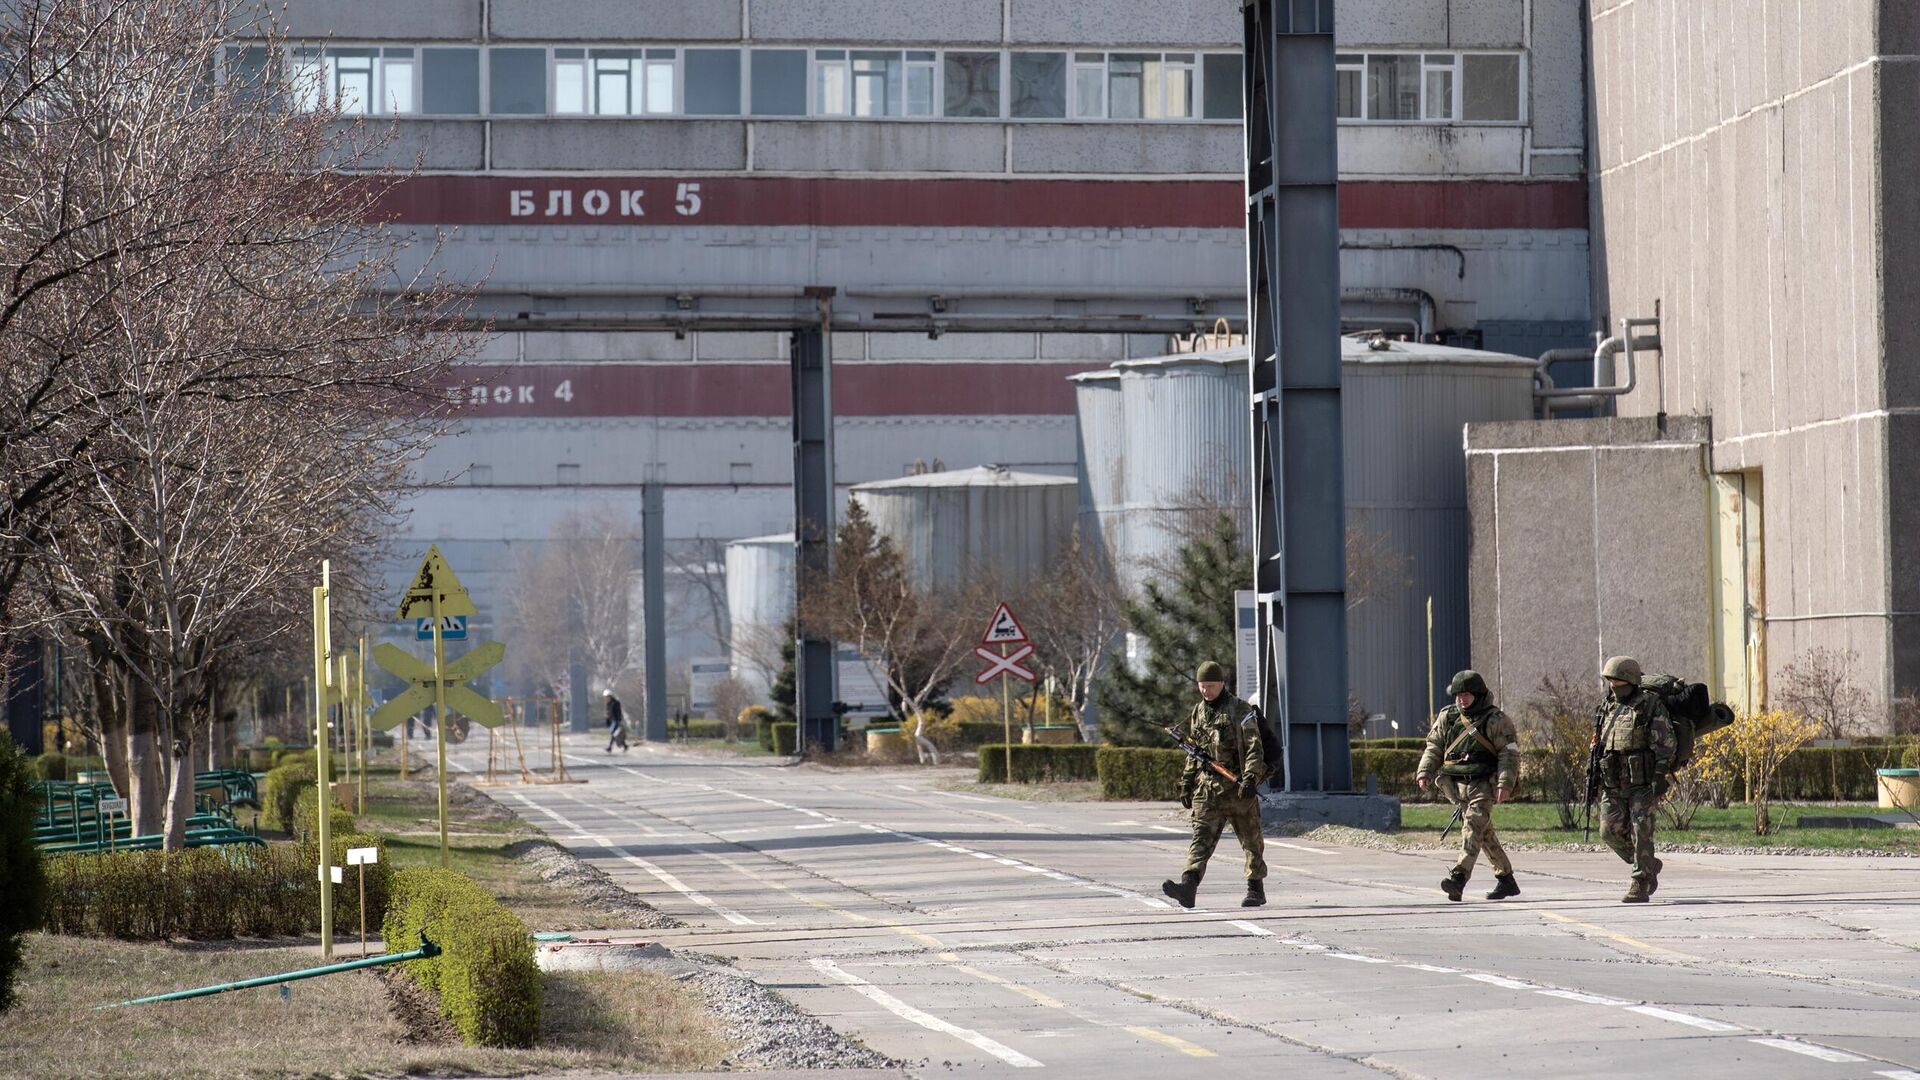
[1638,673,1736,772]
[1245,702,1284,777]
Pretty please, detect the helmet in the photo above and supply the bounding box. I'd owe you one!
[1446,670,1488,698]
[1601,656,1643,686]
[602,688,613,697]
[1195,660,1228,683]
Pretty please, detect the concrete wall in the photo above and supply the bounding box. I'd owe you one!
[1585,0,1913,700]
[1465,416,1713,713]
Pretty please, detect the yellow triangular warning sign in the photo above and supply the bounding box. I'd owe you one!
[394,544,477,620]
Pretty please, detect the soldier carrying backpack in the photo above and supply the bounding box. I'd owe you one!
[1162,660,1271,910]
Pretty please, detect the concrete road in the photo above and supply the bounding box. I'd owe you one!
[452,736,1920,1079]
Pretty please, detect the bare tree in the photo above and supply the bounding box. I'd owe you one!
[667,537,731,655]
[1776,648,1872,740]
[1017,530,1124,742]
[1345,523,1412,612]
[503,509,636,699]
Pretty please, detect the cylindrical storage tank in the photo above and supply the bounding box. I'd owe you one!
[1341,342,1538,736]
[1070,370,1126,570]
[724,532,794,704]
[851,466,1078,592]
[1112,350,1250,589]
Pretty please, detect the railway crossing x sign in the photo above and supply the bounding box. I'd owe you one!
[975,643,1036,684]
[370,639,506,730]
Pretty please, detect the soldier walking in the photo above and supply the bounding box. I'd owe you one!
[1417,670,1521,901]
[1594,656,1674,902]
[604,688,629,752]
[1162,660,1268,909]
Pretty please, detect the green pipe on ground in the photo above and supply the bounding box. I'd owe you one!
[96,932,439,1009]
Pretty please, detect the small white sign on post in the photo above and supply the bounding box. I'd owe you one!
[330,866,344,884]
[1234,590,1259,703]
[347,847,380,866]
[99,797,128,816]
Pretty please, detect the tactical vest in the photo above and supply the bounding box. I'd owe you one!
[1191,697,1250,782]
[1439,705,1500,778]
[1600,692,1655,751]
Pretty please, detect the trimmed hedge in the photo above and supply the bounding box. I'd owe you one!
[772,722,798,756]
[757,713,776,752]
[382,867,540,1048]
[976,744,1099,784]
[292,786,355,845]
[1353,737,1428,751]
[1351,748,1423,798]
[1095,747,1186,801]
[41,832,388,940]
[1767,747,1881,801]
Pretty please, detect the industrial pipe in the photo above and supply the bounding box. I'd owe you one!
[1535,316,1660,412]
[96,932,440,1010]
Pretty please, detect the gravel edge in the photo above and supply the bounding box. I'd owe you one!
[1301,822,1920,858]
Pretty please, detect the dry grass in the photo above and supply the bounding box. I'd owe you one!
[938,779,1105,803]
[0,934,731,1079]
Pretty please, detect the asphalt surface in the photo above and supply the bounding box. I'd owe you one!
[451,735,1920,1080]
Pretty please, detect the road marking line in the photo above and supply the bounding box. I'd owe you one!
[1124,1025,1217,1058]
[944,961,1069,1009]
[591,835,757,926]
[1229,920,1274,937]
[1268,841,1335,855]
[794,823,835,830]
[932,790,998,804]
[1537,989,1633,1006]
[810,958,1042,1068]
[507,792,586,833]
[1400,963,1461,974]
[1279,938,1328,951]
[1462,973,1538,991]
[1625,1005,1741,1032]
[1150,825,1187,834]
[1749,1039,1866,1063]
[1329,952,1392,964]
[1875,1070,1920,1080]
[1538,912,1697,959]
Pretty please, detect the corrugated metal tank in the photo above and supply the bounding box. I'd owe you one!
[1074,339,1537,733]
[1070,370,1125,567]
[851,466,1078,591]
[724,532,794,700]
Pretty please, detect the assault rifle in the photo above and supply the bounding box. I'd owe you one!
[1581,706,1604,841]
[1165,726,1238,784]
[1438,802,1466,844]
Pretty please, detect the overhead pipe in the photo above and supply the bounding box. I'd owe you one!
[1535,315,1661,414]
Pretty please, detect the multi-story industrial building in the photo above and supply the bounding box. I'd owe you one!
[248,0,1596,703]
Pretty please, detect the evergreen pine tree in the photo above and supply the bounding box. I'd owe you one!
[1093,514,1246,746]
[770,617,798,725]
[0,732,46,1012]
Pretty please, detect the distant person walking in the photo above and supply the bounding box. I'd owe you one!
[604,688,628,752]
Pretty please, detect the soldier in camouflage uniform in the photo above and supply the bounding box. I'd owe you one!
[1594,655,1675,903]
[1417,670,1521,901]
[1161,660,1268,909]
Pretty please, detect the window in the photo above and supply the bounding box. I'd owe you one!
[290,46,418,115]
[943,52,999,117]
[1463,53,1521,121]
[490,47,547,114]
[684,48,741,115]
[816,49,935,117]
[1010,51,1065,117]
[751,48,808,115]
[556,48,678,116]
[1201,54,1241,119]
[221,46,272,101]
[422,47,479,114]
[1070,52,1195,119]
[1335,50,1524,123]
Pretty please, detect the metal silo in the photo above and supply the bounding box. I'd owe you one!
[851,466,1078,592]
[725,532,794,702]
[1071,369,1126,568]
[1112,349,1250,590]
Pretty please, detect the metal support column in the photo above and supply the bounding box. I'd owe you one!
[641,481,668,742]
[1245,0,1351,792]
[791,291,839,754]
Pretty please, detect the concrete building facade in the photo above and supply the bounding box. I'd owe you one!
[259,0,1596,700]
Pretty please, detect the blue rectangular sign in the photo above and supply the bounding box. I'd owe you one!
[415,615,468,640]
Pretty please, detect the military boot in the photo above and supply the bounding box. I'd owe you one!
[1441,870,1467,902]
[1241,880,1266,908]
[1485,874,1520,900]
[1161,871,1200,909]
[1622,878,1651,903]
[1645,857,1664,895]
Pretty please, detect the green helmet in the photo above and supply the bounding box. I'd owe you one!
[1446,670,1488,698]
[1602,655,1643,686]
[1195,660,1228,683]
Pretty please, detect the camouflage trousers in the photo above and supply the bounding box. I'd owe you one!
[1601,786,1660,880]
[1184,790,1267,882]
[1439,775,1512,878]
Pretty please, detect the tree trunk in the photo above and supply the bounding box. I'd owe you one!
[163,722,195,851]
[909,706,940,765]
[127,679,165,837]
[95,667,131,797]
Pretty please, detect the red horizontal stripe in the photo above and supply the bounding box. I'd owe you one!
[445,362,1108,419]
[371,176,1587,230]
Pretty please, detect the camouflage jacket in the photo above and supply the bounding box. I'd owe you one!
[1597,687,1676,778]
[1417,704,1520,791]
[1176,694,1266,797]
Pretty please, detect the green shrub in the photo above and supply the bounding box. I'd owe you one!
[30,752,68,782]
[382,867,540,1048]
[1904,745,1920,770]
[757,713,776,752]
[1095,747,1186,800]
[2,732,46,1011]
[292,786,355,845]
[1768,747,1878,801]
[683,718,729,740]
[977,745,1099,784]
[772,722,798,756]
[1352,737,1428,751]
[262,763,313,833]
[1351,748,1423,798]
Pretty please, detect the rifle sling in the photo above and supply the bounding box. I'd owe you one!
[1444,718,1502,760]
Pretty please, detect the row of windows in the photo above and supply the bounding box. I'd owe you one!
[233,45,1528,125]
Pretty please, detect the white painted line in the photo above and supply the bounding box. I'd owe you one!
[893,784,917,792]
[932,790,997,804]
[1329,952,1392,964]
[1874,1070,1920,1080]
[1626,1006,1742,1032]
[810,958,1042,1068]
[1149,825,1187,834]
[508,792,586,834]
[794,823,836,830]
[972,851,998,861]
[1400,963,1461,974]
[595,835,757,926]
[1229,920,1274,937]
[1749,1039,1866,1064]
[1020,865,1050,874]
[1537,989,1633,1006]
[1268,841,1335,855]
[1279,938,1328,952]
[1462,973,1538,991]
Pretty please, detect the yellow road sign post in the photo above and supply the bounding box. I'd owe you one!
[378,546,498,868]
